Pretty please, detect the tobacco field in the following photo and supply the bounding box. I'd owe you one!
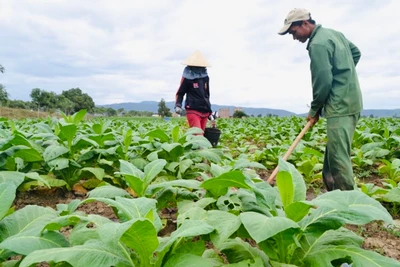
[1,110,400,267]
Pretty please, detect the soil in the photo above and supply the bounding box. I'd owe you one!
[11,188,400,263]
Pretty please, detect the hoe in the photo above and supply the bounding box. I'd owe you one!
[267,120,313,184]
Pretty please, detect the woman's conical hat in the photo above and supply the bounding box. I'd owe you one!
[182,50,211,67]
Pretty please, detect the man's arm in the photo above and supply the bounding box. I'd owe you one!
[348,41,361,66]
[308,44,334,118]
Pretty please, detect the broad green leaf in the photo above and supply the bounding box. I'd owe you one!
[43,176,68,188]
[276,171,294,208]
[392,158,400,168]
[47,158,70,170]
[43,145,69,162]
[171,125,180,143]
[71,109,87,124]
[278,159,306,202]
[0,206,58,243]
[161,143,184,160]
[87,184,131,199]
[122,128,133,150]
[25,172,50,188]
[175,239,207,257]
[201,171,251,197]
[240,212,299,243]
[147,151,159,161]
[218,237,270,265]
[81,167,105,180]
[226,258,265,267]
[163,253,215,267]
[207,210,241,247]
[178,198,217,214]
[117,160,144,179]
[0,260,20,267]
[269,262,300,267]
[304,245,400,267]
[284,201,313,222]
[10,133,32,147]
[382,187,400,202]
[143,159,167,185]
[69,223,101,246]
[246,182,278,214]
[0,231,69,256]
[19,240,134,267]
[146,180,201,195]
[179,159,194,175]
[311,190,393,225]
[155,220,215,267]
[124,175,144,196]
[301,228,363,261]
[233,159,266,170]
[365,148,390,158]
[87,184,130,198]
[0,182,16,220]
[83,197,162,231]
[120,219,159,266]
[210,163,230,177]
[300,190,393,232]
[185,149,221,163]
[177,207,208,226]
[58,124,77,142]
[146,129,170,142]
[0,171,25,187]
[14,148,43,162]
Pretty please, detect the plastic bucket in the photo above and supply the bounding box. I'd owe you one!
[204,127,221,147]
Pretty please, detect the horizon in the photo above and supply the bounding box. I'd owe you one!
[101,100,400,116]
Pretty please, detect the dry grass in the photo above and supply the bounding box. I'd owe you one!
[0,107,95,120]
[0,107,55,120]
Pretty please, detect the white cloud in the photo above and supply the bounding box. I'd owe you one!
[0,0,399,114]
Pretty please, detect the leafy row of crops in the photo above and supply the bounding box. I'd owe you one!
[0,110,399,266]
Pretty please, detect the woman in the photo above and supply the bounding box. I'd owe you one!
[175,50,215,132]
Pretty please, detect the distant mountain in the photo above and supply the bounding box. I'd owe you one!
[361,109,400,118]
[99,101,400,118]
[99,101,296,117]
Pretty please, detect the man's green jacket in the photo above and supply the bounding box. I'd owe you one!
[307,24,363,118]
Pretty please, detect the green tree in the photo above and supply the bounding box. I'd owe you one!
[0,65,7,106]
[30,88,57,111]
[233,110,248,118]
[157,98,172,118]
[106,107,117,117]
[56,95,75,114]
[117,108,125,116]
[8,100,27,109]
[0,84,9,106]
[61,88,95,113]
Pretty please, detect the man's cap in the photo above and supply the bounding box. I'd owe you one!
[278,8,311,35]
[182,50,211,67]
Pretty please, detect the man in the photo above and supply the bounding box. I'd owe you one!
[278,8,363,191]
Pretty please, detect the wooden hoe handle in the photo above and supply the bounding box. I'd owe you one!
[267,120,313,184]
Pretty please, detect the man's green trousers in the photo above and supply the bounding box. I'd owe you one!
[322,114,360,191]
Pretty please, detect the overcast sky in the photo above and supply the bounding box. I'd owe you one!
[0,0,399,114]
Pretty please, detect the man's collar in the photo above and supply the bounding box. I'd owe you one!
[306,24,322,50]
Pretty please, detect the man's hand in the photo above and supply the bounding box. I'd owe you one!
[306,114,319,127]
[175,106,183,115]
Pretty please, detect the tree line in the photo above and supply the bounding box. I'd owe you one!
[0,64,156,117]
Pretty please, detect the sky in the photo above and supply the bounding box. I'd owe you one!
[0,0,399,114]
